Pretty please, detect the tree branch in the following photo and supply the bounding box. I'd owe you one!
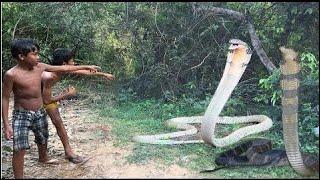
[187,52,213,71]
[12,15,23,40]
[246,22,276,72]
[196,6,276,72]
[154,3,166,40]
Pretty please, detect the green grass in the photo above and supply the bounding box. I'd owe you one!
[86,97,319,179]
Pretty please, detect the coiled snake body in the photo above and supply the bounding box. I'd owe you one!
[205,138,318,173]
[214,139,288,168]
[208,47,319,175]
[132,39,318,176]
[133,39,273,147]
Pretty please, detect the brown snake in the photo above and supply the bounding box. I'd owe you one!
[202,47,319,174]
[279,47,319,176]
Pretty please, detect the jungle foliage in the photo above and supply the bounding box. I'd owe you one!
[2,2,319,178]
[2,2,319,132]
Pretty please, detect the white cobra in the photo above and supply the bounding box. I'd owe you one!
[133,39,273,147]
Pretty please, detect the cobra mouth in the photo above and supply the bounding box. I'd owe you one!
[229,39,247,49]
[229,45,238,52]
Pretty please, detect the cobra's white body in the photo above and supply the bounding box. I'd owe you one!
[133,39,273,147]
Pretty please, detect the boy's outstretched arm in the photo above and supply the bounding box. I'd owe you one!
[70,70,115,81]
[42,80,76,105]
[40,63,101,73]
[2,71,14,140]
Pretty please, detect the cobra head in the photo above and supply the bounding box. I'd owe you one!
[227,39,252,65]
[229,39,248,50]
[279,46,299,64]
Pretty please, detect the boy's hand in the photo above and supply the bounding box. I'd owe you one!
[66,86,77,96]
[86,65,101,73]
[4,126,13,140]
[103,73,115,81]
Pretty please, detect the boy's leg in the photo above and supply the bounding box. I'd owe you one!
[46,108,74,157]
[37,143,59,164]
[46,107,84,163]
[12,150,26,179]
[11,109,31,178]
[32,108,58,164]
[37,142,48,162]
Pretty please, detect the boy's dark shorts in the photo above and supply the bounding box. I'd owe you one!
[12,108,48,151]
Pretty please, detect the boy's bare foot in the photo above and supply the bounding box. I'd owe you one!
[66,155,87,164]
[40,158,60,165]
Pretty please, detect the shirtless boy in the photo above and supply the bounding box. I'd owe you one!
[2,38,100,178]
[41,48,115,163]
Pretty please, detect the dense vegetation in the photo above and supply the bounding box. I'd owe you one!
[2,2,319,178]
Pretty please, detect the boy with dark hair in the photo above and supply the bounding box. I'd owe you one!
[51,48,76,65]
[41,48,115,163]
[2,38,100,178]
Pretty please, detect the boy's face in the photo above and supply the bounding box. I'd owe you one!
[64,58,75,66]
[19,49,40,66]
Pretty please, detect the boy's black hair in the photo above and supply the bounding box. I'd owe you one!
[51,48,75,65]
[10,38,40,60]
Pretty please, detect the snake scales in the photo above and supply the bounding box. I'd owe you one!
[279,47,319,176]
[133,39,273,147]
[201,138,318,173]
[204,47,319,175]
[214,138,288,168]
[132,39,318,176]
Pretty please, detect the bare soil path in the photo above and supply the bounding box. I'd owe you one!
[2,98,207,179]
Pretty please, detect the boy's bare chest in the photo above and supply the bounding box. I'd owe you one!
[13,69,43,95]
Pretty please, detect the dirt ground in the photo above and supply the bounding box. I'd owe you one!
[1,99,206,179]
